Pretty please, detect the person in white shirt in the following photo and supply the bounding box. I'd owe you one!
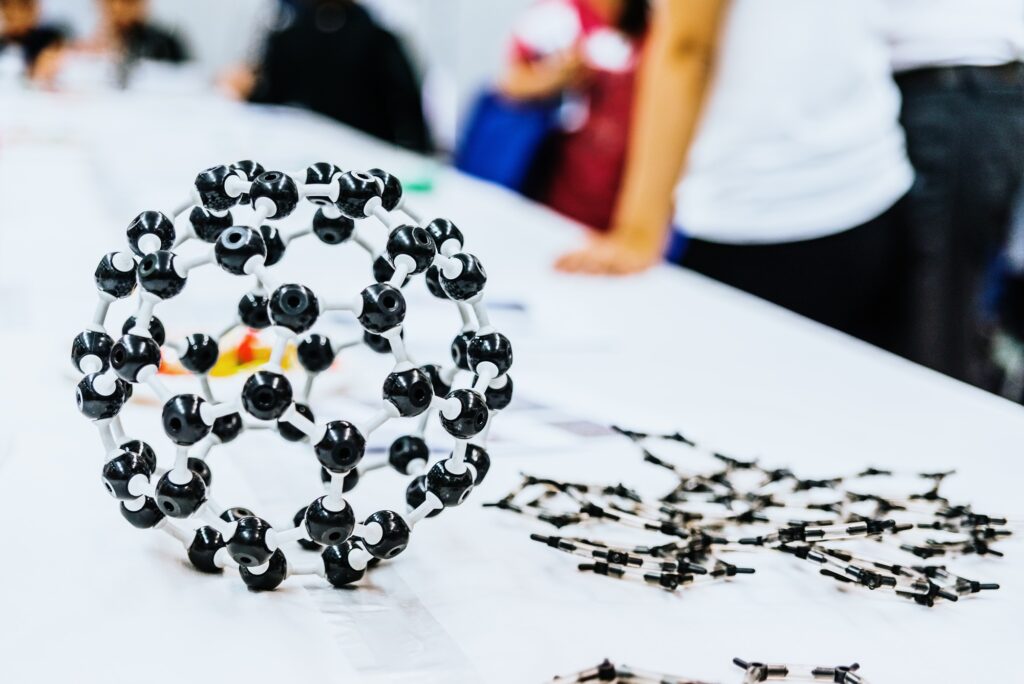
[557,0,913,350]
[886,0,1024,387]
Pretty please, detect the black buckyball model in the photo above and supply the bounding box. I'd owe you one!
[363,330,394,354]
[194,164,241,211]
[231,159,265,205]
[296,334,335,373]
[259,225,287,266]
[386,225,436,274]
[155,470,207,518]
[122,315,166,346]
[439,253,487,301]
[127,211,175,257]
[242,370,293,420]
[269,283,319,333]
[180,334,219,374]
[426,460,475,507]
[94,251,138,299]
[72,329,114,373]
[249,171,299,219]
[369,168,403,211]
[334,170,382,218]
[110,333,161,382]
[313,208,355,244]
[304,496,356,545]
[315,420,366,473]
[215,226,266,275]
[358,283,406,333]
[279,403,314,442]
[72,161,512,591]
[405,475,443,519]
[162,394,211,446]
[372,253,411,286]
[138,251,187,299]
[188,526,226,573]
[190,206,233,242]
[238,291,272,329]
[382,368,433,417]
[389,434,430,475]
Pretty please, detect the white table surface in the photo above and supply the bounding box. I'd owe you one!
[0,89,1022,683]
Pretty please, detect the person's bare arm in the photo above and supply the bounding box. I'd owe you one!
[555,0,727,274]
[498,50,588,101]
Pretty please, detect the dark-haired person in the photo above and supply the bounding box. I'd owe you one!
[556,0,914,350]
[499,0,650,231]
[81,0,188,64]
[222,0,432,153]
[0,0,67,79]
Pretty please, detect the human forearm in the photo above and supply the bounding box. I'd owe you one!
[611,0,727,242]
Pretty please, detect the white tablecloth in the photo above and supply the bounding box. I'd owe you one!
[0,90,1021,683]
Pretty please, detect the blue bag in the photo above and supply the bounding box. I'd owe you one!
[455,91,560,192]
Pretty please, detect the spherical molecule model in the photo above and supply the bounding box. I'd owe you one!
[73,161,512,591]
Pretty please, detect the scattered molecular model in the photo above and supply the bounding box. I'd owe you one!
[553,658,868,684]
[489,427,1011,606]
[73,161,513,591]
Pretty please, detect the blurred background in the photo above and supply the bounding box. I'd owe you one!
[3,0,1024,404]
[1,0,548,150]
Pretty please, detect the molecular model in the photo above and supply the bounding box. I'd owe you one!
[553,658,869,684]
[490,427,1009,606]
[72,161,513,591]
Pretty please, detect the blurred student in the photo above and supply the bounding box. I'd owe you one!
[80,0,188,64]
[886,0,1024,386]
[992,186,1024,400]
[497,0,649,230]
[0,0,66,79]
[222,0,431,153]
[557,0,913,349]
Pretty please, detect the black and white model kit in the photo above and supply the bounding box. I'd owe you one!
[72,161,512,591]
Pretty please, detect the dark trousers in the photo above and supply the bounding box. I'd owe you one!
[896,63,1024,387]
[677,204,905,350]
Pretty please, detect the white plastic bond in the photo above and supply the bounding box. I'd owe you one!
[72,162,511,591]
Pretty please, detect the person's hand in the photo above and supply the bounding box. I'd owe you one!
[549,48,591,90]
[217,64,256,101]
[29,46,65,89]
[498,45,592,100]
[554,229,664,275]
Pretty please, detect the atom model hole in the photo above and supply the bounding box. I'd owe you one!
[254,387,275,409]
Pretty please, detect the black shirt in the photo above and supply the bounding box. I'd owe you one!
[0,24,66,67]
[121,22,188,64]
[250,2,432,153]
